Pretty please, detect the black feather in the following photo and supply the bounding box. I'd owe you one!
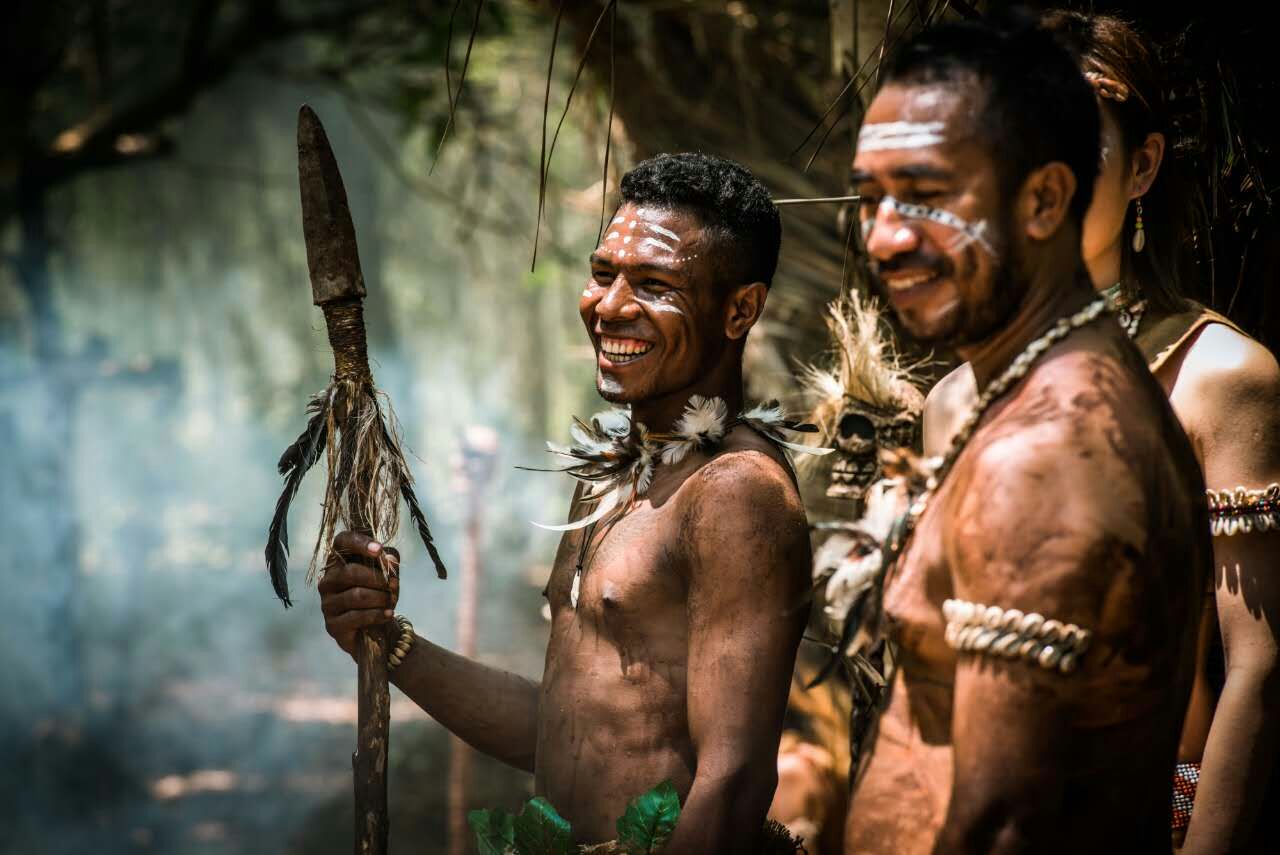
[277,395,327,475]
[265,402,330,607]
[806,602,862,689]
[368,394,448,580]
[401,481,448,579]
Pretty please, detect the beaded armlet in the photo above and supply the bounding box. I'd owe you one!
[1207,483,1280,536]
[943,599,1092,676]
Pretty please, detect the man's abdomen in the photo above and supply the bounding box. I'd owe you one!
[534,648,695,843]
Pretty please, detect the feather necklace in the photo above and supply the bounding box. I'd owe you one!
[531,395,831,608]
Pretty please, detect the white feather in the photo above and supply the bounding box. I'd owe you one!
[660,439,694,466]
[771,437,834,456]
[533,486,621,531]
[812,532,859,582]
[855,478,906,542]
[593,409,632,437]
[743,403,785,426]
[568,424,613,456]
[823,552,882,622]
[676,395,728,442]
[635,459,655,495]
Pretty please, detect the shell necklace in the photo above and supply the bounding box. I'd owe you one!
[1099,281,1145,339]
[885,297,1111,562]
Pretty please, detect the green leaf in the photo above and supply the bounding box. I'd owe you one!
[615,780,681,854]
[512,797,574,855]
[469,808,516,855]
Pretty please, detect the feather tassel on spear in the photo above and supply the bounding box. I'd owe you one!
[265,105,447,855]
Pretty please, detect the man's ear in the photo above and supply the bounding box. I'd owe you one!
[1018,162,1078,241]
[724,281,768,340]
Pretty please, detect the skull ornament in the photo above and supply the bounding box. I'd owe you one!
[801,292,925,506]
[828,400,920,501]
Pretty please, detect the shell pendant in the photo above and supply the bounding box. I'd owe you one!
[570,567,581,609]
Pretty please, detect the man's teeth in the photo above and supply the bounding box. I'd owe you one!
[886,272,935,291]
[600,338,654,360]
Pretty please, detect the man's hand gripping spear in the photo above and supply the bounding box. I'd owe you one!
[266,105,447,855]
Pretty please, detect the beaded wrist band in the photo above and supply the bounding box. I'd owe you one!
[1207,483,1280,536]
[388,615,414,670]
[942,599,1092,676]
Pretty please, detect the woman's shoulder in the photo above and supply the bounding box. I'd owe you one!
[1181,322,1279,394]
[922,362,976,456]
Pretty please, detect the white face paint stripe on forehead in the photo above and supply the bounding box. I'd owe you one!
[641,222,681,242]
[638,237,675,253]
[611,216,626,225]
[862,195,996,258]
[857,121,946,152]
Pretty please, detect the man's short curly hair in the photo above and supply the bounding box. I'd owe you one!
[619,152,781,290]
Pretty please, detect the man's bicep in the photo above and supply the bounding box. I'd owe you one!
[683,455,810,762]
[950,658,1072,801]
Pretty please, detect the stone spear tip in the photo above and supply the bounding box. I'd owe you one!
[298,105,367,306]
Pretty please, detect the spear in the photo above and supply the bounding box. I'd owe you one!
[266,104,448,855]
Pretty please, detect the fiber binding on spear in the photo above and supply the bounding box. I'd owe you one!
[266,105,447,855]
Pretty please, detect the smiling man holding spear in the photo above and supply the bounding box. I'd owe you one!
[319,152,821,851]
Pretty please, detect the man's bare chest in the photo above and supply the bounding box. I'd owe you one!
[882,502,956,678]
[547,500,689,641]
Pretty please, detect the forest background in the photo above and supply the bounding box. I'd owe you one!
[2,1,1275,853]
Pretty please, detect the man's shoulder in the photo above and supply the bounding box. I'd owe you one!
[686,427,801,508]
[959,349,1161,542]
[677,427,806,534]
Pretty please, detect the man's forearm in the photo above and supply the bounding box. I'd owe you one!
[1181,667,1280,854]
[663,762,776,853]
[390,634,540,772]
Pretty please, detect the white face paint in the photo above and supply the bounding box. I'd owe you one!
[596,372,625,398]
[857,121,947,152]
[638,237,675,253]
[641,222,681,242]
[862,195,996,258]
[645,299,686,316]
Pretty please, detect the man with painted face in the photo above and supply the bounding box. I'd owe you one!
[843,17,1210,854]
[318,153,812,851]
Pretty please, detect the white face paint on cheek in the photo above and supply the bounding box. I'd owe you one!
[582,289,593,298]
[870,195,997,258]
[645,300,685,316]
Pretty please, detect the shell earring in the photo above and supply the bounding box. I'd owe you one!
[1132,198,1146,253]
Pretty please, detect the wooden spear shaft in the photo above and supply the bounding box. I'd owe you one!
[287,102,445,855]
[321,300,392,855]
[298,106,390,855]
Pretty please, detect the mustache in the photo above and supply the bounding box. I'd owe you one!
[869,252,951,278]
[594,323,657,341]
